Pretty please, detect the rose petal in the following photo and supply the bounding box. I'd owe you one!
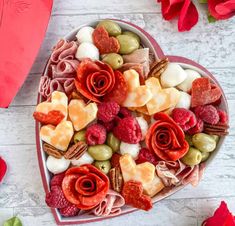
[203,201,235,226]
[208,0,235,19]
[0,157,7,183]
[161,0,185,20]
[178,0,199,31]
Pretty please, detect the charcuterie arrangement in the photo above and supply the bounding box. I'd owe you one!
[33,20,229,218]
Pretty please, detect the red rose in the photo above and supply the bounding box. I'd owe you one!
[208,0,235,20]
[158,0,199,31]
[75,59,127,104]
[145,112,189,161]
[62,164,109,210]
[202,201,235,226]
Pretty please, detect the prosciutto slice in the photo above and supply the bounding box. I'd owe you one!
[50,39,78,64]
[122,48,150,78]
[38,76,75,99]
[156,160,205,187]
[90,190,125,217]
[50,59,79,78]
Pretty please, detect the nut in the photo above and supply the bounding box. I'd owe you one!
[109,167,123,193]
[149,58,169,78]
[64,141,88,160]
[204,123,229,136]
[43,143,63,159]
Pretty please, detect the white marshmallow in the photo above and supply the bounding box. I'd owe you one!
[46,156,70,174]
[177,69,201,92]
[71,152,94,166]
[76,26,94,44]
[75,42,99,61]
[161,63,187,88]
[120,142,141,159]
[136,117,148,140]
[175,91,191,109]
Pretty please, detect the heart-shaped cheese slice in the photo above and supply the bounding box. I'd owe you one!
[122,69,152,107]
[40,121,74,151]
[68,99,98,131]
[145,77,180,115]
[36,91,68,120]
[120,154,164,197]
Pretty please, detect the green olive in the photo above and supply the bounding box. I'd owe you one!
[181,147,202,166]
[185,134,193,146]
[94,160,111,174]
[122,31,140,44]
[102,53,123,70]
[74,130,86,143]
[88,144,113,161]
[192,133,216,153]
[106,132,120,152]
[117,35,140,55]
[201,152,210,162]
[97,20,122,36]
[210,135,220,143]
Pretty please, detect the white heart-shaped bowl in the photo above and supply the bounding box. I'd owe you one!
[35,19,229,225]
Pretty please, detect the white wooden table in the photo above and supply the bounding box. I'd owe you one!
[0,1,235,225]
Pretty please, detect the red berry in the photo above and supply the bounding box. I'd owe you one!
[59,203,80,217]
[118,107,132,118]
[99,120,116,132]
[50,173,65,187]
[85,124,107,145]
[45,185,70,208]
[193,105,219,125]
[97,101,120,123]
[136,148,158,165]
[113,117,142,144]
[172,108,197,131]
[111,153,122,168]
[187,118,204,135]
[217,109,228,124]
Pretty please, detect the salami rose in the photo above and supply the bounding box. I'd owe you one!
[62,164,109,210]
[75,59,127,104]
[145,112,189,161]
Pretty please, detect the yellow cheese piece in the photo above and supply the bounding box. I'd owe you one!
[122,70,152,107]
[68,99,98,131]
[36,91,68,120]
[40,121,74,151]
[145,77,180,115]
[120,154,164,197]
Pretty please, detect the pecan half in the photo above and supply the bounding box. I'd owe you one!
[149,57,169,78]
[64,141,88,160]
[109,167,123,193]
[43,143,63,158]
[204,123,229,136]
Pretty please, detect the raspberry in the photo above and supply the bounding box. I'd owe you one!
[187,118,204,135]
[118,107,132,118]
[136,148,158,165]
[59,203,80,217]
[99,120,116,132]
[97,101,120,123]
[85,123,107,145]
[111,153,122,168]
[172,108,197,131]
[50,173,65,187]
[193,105,219,125]
[45,185,70,208]
[113,117,142,144]
[217,109,228,124]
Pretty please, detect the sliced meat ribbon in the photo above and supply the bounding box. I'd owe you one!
[90,190,125,217]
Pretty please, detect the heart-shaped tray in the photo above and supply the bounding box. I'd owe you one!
[35,19,228,225]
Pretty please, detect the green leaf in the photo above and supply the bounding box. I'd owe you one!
[3,217,22,226]
[208,14,217,23]
[199,0,207,3]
